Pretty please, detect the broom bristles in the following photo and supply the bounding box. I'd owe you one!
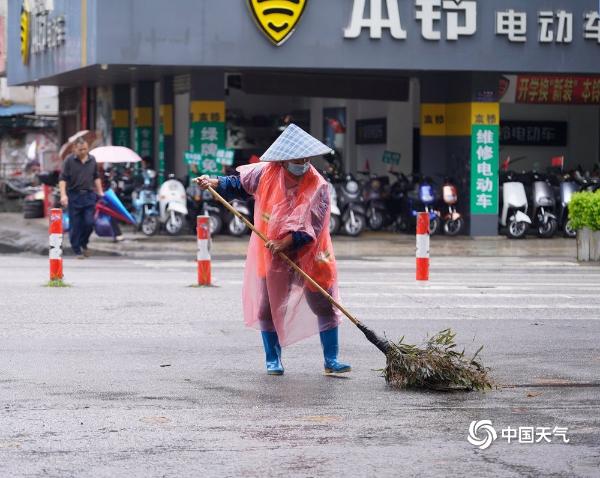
[383,329,492,391]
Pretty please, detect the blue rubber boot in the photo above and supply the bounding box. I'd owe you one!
[261,331,284,375]
[320,326,352,374]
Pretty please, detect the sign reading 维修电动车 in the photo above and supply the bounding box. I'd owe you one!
[471,125,499,215]
[189,101,226,175]
[20,0,66,65]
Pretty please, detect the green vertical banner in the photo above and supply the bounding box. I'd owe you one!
[189,123,226,175]
[158,122,165,185]
[189,101,226,176]
[135,107,153,159]
[112,110,130,147]
[470,124,499,215]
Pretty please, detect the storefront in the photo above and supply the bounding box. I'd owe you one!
[8,0,600,235]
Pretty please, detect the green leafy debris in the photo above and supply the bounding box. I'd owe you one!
[383,329,492,392]
[46,279,70,288]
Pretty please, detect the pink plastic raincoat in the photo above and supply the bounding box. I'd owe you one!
[238,162,342,346]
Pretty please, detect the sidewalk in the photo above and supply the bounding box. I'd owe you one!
[0,212,577,259]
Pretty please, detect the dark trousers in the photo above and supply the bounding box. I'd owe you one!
[68,191,97,254]
[110,218,122,237]
[258,279,337,333]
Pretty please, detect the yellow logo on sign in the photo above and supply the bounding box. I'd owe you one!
[20,0,30,65]
[248,0,307,46]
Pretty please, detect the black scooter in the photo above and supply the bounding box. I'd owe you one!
[335,173,366,237]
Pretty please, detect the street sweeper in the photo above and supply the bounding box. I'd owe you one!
[196,124,351,376]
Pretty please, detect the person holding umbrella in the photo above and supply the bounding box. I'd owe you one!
[196,124,351,376]
[59,138,104,259]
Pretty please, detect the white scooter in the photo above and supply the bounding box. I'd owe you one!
[158,177,188,235]
[499,173,532,239]
[328,181,342,235]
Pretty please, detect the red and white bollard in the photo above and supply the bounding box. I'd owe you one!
[49,208,63,281]
[416,212,430,281]
[197,215,211,286]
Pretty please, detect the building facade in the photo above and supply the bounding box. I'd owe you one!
[8,0,600,235]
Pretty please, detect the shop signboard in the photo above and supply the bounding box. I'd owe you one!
[134,107,153,160]
[500,121,568,147]
[112,110,130,148]
[184,151,218,175]
[382,150,401,166]
[189,101,226,176]
[501,75,600,104]
[515,76,600,104]
[216,149,235,166]
[356,118,387,145]
[471,124,499,215]
[158,122,165,185]
[135,126,152,159]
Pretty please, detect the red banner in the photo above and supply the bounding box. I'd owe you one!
[515,76,600,105]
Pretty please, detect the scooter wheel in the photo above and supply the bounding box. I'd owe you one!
[343,214,365,237]
[165,213,184,236]
[507,221,527,239]
[563,220,576,238]
[429,217,442,236]
[228,215,249,237]
[538,218,558,238]
[368,211,385,231]
[209,214,223,236]
[329,215,341,235]
[141,215,159,236]
[443,218,464,236]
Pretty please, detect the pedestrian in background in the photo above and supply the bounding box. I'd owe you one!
[59,138,104,259]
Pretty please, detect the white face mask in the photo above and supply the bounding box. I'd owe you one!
[286,162,310,176]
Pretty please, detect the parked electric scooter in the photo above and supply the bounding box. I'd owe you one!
[499,172,532,239]
[440,177,464,236]
[401,175,441,235]
[386,171,410,231]
[328,180,342,235]
[359,171,390,231]
[526,172,559,238]
[227,198,251,237]
[131,170,159,236]
[193,186,251,237]
[557,174,579,238]
[158,176,188,235]
[335,173,366,236]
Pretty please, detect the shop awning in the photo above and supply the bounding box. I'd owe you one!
[0,104,35,117]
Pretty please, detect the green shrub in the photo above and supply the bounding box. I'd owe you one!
[569,190,600,231]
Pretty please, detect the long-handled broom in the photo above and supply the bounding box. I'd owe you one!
[205,185,491,391]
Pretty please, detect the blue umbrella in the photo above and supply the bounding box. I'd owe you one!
[102,189,136,225]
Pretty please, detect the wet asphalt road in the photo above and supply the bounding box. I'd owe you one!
[0,254,599,477]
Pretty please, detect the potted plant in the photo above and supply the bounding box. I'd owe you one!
[569,190,600,261]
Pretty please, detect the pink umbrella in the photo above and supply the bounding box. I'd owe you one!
[89,146,142,164]
[58,130,100,161]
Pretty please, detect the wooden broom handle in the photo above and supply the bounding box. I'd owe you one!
[206,185,360,326]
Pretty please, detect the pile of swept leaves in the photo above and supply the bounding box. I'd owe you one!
[383,329,492,391]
